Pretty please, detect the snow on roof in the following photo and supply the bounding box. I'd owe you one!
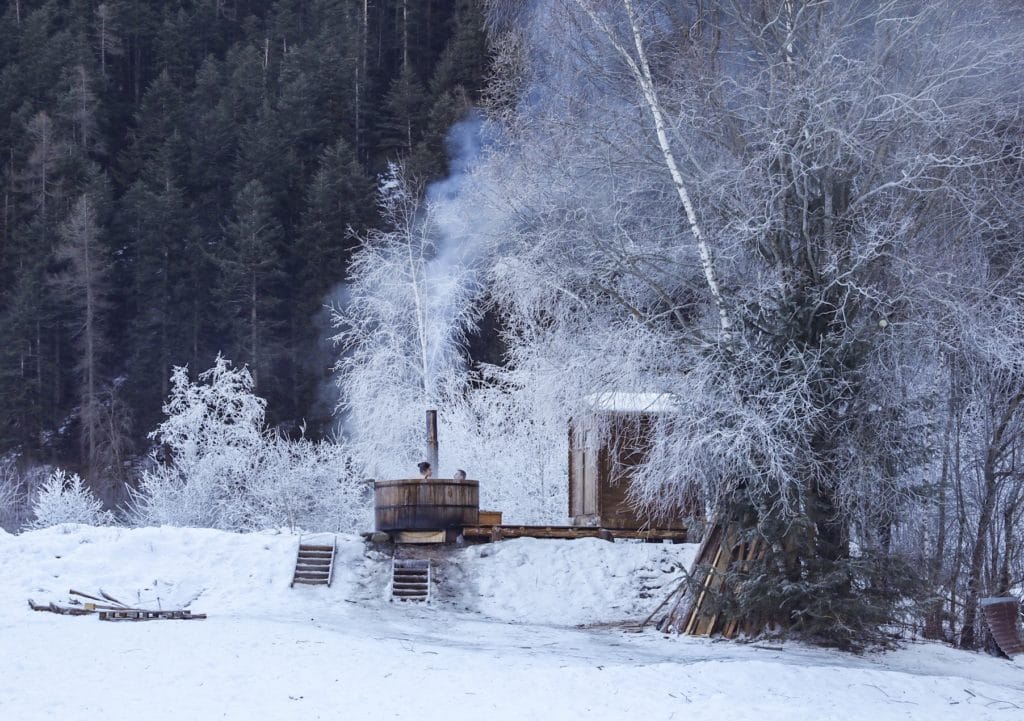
[583,392,678,413]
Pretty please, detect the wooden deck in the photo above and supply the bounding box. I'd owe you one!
[459,525,688,543]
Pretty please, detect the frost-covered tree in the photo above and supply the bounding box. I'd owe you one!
[332,164,482,479]
[478,0,1024,647]
[443,370,569,523]
[132,356,266,529]
[28,469,113,529]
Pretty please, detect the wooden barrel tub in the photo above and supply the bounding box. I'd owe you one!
[374,479,479,532]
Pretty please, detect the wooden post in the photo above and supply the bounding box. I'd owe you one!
[426,409,439,476]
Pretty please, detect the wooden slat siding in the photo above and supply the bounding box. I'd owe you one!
[980,598,1024,657]
[586,427,600,516]
[600,416,647,530]
[568,423,579,520]
[375,479,479,531]
[573,413,692,531]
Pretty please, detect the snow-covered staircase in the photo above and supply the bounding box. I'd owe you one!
[291,538,337,587]
[391,559,431,602]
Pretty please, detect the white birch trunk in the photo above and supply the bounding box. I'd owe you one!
[573,0,731,336]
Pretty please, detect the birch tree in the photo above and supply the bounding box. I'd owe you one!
[332,165,481,479]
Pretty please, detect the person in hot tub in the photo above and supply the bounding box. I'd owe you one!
[453,469,467,481]
[417,461,432,479]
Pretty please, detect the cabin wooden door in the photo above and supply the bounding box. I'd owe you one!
[583,425,599,516]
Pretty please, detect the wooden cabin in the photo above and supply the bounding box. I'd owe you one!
[568,393,686,530]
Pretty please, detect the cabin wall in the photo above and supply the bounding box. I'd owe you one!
[570,413,686,530]
[568,419,601,525]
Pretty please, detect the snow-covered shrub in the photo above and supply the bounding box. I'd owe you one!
[245,436,371,532]
[0,457,25,531]
[0,458,57,531]
[27,469,113,529]
[131,355,369,532]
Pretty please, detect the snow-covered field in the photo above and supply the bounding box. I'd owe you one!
[1,526,1021,721]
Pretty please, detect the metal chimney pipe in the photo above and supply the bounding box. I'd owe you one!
[426,409,439,476]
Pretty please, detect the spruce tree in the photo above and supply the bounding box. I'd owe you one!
[214,179,286,392]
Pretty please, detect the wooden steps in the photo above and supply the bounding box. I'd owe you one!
[291,538,337,587]
[391,559,431,602]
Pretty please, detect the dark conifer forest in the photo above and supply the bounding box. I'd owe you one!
[0,0,488,481]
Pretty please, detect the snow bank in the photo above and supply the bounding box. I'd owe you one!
[2,526,1023,721]
[449,537,696,625]
[0,526,691,625]
[0,525,380,615]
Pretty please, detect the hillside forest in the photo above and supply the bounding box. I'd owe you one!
[0,0,488,488]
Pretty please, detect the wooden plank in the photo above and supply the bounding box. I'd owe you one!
[722,535,763,639]
[460,525,688,542]
[98,609,206,621]
[684,538,724,635]
[701,523,742,635]
[981,598,1024,657]
[675,518,723,633]
[395,530,446,544]
[28,599,95,615]
[478,511,503,525]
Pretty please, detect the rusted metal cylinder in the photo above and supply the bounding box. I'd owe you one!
[426,409,439,473]
[374,479,479,531]
[980,597,1024,657]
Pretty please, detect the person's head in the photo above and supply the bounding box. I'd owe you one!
[417,461,432,478]
[453,469,466,481]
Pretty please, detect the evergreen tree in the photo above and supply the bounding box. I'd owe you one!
[214,179,286,392]
[0,0,489,467]
[380,62,427,157]
[120,132,199,431]
[290,138,375,428]
[52,192,114,485]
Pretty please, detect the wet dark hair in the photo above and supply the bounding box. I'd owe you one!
[417,461,431,474]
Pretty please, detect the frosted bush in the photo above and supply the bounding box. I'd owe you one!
[28,469,113,529]
[0,457,23,531]
[246,436,372,532]
[132,355,370,532]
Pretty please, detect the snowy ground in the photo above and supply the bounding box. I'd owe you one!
[1,527,1022,721]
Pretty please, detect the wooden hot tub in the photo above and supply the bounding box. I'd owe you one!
[374,479,479,532]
